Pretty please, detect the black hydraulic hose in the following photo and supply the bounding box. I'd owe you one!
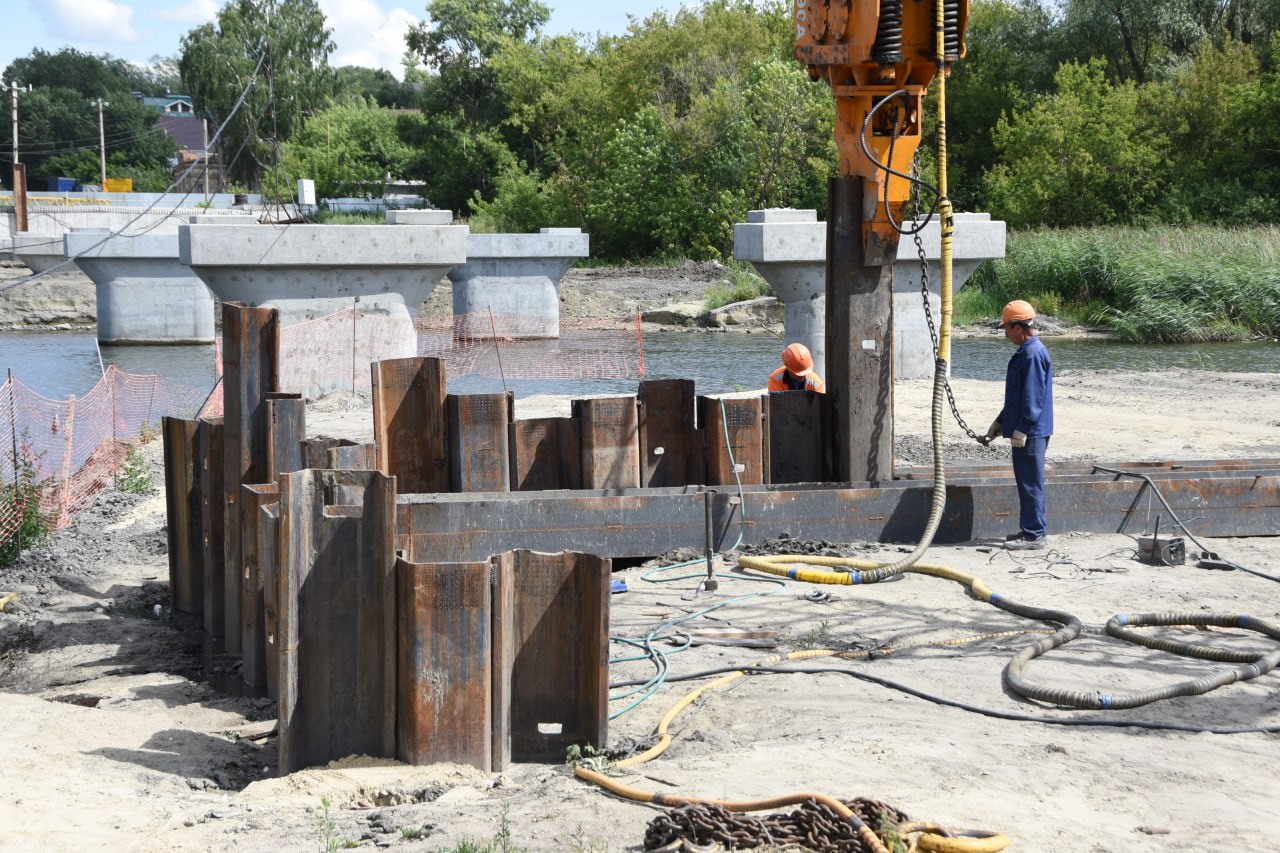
[610,662,1280,734]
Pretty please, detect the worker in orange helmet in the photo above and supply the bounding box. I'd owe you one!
[981,299,1054,551]
[768,342,826,393]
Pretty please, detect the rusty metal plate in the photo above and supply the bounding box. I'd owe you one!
[162,417,201,614]
[510,417,581,491]
[397,467,1280,563]
[372,357,449,493]
[195,417,225,641]
[766,391,825,484]
[328,442,378,471]
[266,392,305,480]
[701,396,764,486]
[503,550,609,763]
[449,393,513,493]
[396,558,493,770]
[260,501,280,701]
[240,482,279,694]
[574,396,640,490]
[638,379,698,488]
[221,303,280,656]
[277,469,397,773]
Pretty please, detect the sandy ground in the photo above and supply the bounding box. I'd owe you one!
[1,261,1279,853]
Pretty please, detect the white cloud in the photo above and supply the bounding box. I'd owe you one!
[46,0,140,42]
[153,0,220,25]
[321,0,419,78]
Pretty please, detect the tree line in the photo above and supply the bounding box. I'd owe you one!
[5,0,1280,260]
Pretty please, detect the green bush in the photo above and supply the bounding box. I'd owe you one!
[115,445,153,495]
[1,443,52,567]
[966,226,1280,342]
[704,262,774,311]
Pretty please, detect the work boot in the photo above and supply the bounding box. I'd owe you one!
[1005,536,1046,551]
[1004,531,1029,542]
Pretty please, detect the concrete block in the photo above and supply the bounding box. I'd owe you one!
[65,228,215,344]
[386,209,454,226]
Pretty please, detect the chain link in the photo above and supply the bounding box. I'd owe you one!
[912,168,982,443]
[644,798,910,853]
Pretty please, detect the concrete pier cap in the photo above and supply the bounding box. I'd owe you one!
[449,228,590,339]
[180,221,468,395]
[65,228,216,345]
[733,208,1006,379]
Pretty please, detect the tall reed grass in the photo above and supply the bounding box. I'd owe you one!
[962,226,1280,342]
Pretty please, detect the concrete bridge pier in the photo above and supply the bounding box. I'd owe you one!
[180,222,468,396]
[65,228,216,344]
[734,209,1006,379]
[450,229,590,340]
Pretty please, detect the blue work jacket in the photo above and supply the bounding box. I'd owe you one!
[1000,335,1054,438]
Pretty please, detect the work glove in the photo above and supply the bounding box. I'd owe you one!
[1011,430,1027,448]
[980,419,1001,446]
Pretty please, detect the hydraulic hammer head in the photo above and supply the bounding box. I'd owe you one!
[795,0,968,255]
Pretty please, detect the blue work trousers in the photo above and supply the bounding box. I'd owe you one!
[1011,437,1050,538]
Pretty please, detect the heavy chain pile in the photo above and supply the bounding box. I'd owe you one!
[644,797,909,852]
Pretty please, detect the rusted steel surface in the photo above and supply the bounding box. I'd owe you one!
[195,417,225,640]
[510,417,581,491]
[574,396,640,489]
[637,379,698,487]
[221,303,280,656]
[372,358,449,493]
[766,391,826,484]
[898,458,1280,480]
[328,442,379,470]
[490,552,514,770]
[301,437,356,470]
[826,176,895,484]
[448,393,513,492]
[701,396,765,486]
[398,465,1280,562]
[502,550,609,762]
[240,483,278,693]
[266,392,305,479]
[261,501,280,701]
[278,469,397,773]
[395,558,493,769]
[162,417,202,614]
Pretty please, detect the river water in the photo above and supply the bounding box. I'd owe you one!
[1,329,1277,402]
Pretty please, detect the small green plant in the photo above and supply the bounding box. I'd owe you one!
[876,812,908,853]
[1,439,52,567]
[401,826,425,840]
[704,263,774,312]
[449,802,527,853]
[137,421,158,444]
[115,445,153,494]
[792,620,835,651]
[316,795,339,852]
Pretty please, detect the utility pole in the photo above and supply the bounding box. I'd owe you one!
[95,97,109,186]
[202,117,209,200]
[10,81,32,231]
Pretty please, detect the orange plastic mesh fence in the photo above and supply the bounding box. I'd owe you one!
[198,308,644,418]
[0,367,209,548]
[2,308,643,547]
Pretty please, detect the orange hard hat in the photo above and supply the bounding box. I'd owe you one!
[782,342,815,376]
[999,300,1037,328]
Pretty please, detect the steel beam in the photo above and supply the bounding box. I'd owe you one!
[398,463,1280,564]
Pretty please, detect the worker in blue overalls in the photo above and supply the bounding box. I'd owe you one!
[981,300,1054,551]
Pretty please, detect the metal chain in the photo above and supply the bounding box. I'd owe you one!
[644,798,910,853]
[912,167,982,443]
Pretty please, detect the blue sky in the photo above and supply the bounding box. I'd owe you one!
[2,0,691,83]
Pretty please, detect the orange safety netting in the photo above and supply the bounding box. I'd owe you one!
[0,367,209,550]
[199,307,645,418]
[2,308,642,548]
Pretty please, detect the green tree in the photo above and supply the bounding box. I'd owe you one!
[281,98,421,198]
[179,0,336,188]
[334,66,422,109]
[983,59,1169,227]
[1,48,176,191]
